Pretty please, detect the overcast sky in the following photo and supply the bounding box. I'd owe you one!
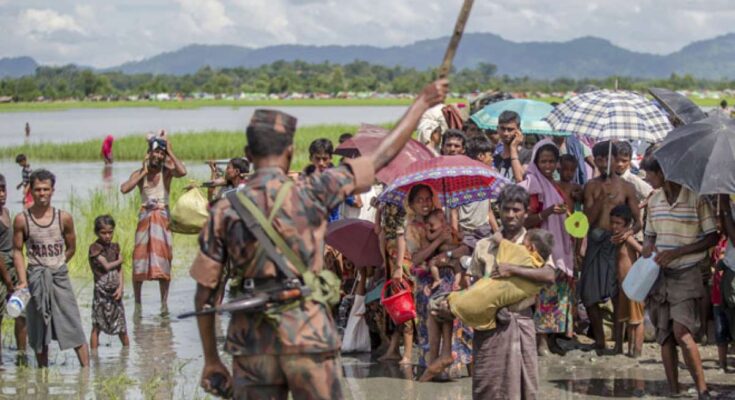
[1,0,733,68]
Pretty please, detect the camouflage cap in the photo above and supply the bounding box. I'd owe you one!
[248,109,297,136]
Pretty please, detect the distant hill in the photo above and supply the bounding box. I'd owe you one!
[0,56,38,78]
[104,33,735,79]
[111,44,254,75]
[7,33,735,79]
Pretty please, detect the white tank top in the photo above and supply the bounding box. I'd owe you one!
[141,169,169,206]
[24,209,66,269]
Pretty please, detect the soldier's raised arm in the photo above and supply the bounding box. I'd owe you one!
[368,79,448,172]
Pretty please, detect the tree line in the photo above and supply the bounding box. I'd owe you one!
[1,60,732,102]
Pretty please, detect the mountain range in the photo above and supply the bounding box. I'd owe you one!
[4,33,735,79]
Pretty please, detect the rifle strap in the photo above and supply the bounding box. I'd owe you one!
[227,181,302,282]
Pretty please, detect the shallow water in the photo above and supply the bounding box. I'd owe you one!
[0,160,210,214]
[0,106,406,146]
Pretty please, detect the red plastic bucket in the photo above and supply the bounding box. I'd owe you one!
[380,279,416,325]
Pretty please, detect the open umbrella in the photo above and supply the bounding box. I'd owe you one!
[470,99,571,136]
[326,219,382,267]
[378,155,510,208]
[649,88,707,126]
[654,115,735,195]
[335,124,436,184]
[544,90,673,143]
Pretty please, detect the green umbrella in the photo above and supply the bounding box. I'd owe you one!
[470,99,570,136]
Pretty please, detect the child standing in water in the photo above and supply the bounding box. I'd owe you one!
[89,215,129,349]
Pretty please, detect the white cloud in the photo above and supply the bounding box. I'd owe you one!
[176,0,233,34]
[18,8,85,36]
[1,0,734,68]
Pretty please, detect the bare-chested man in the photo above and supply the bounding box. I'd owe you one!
[578,141,641,354]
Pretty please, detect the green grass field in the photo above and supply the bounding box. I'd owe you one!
[0,95,726,113]
[67,179,199,276]
[0,124,371,170]
[0,97,464,112]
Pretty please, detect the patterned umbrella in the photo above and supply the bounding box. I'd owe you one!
[471,99,571,136]
[335,124,435,184]
[544,90,673,143]
[378,155,510,208]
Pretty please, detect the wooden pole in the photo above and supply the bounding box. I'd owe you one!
[439,0,475,78]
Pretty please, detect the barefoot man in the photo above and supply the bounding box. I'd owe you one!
[578,141,640,354]
[641,155,717,399]
[13,169,89,368]
[121,135,186,310]
[468,185,555,399]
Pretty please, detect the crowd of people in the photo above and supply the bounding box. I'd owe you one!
[283,100,731,399]
[0,77,733,400]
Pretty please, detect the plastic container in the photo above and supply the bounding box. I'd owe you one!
[6,288,30,318]
[380,279,416,325]
[622,254,660,302]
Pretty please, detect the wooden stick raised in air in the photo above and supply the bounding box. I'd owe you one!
[438,0,475,79]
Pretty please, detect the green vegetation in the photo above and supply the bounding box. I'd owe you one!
[67,179,200,276]
[2,60,734,106]
[0,124,364,170]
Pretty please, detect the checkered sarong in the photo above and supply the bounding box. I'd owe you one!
[544,90,672,142]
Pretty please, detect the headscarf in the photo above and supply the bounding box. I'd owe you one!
[101,135,114,157]
[441,104,464,131]
[417,104,449,149]
[519,139,574,277]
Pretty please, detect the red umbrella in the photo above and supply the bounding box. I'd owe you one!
[336,124,435,184]
[326,218,382,267]
[378,155,510,209]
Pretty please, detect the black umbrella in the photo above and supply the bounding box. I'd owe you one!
[649,87,707,126]
[654,115,735,194]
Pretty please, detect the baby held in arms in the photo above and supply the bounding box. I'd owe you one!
[438,229,554,331]
[426,209,464,290]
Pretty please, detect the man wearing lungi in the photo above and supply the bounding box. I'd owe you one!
[121,134,187,310]
[641,156,718,399]
[579,141,640,354]
[13,169,89,368]
[468,185,556,400]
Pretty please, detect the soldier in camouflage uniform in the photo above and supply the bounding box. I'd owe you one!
[190,79,448,399]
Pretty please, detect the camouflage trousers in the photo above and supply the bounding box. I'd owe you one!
[232,351,343,400]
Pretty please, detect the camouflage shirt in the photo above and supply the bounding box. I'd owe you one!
[190,158,375,356]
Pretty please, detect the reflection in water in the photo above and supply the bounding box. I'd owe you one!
[132,310,177,399]
[0,276,207,398]
[341,355,472,400]
[550,367,659,398]
[102,164,114,190]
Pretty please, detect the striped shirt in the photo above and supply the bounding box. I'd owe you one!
[644,187,716,270]
[21,165,32,186]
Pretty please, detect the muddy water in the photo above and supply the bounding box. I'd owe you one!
[3,269,735,400]
[0,163,734,398]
